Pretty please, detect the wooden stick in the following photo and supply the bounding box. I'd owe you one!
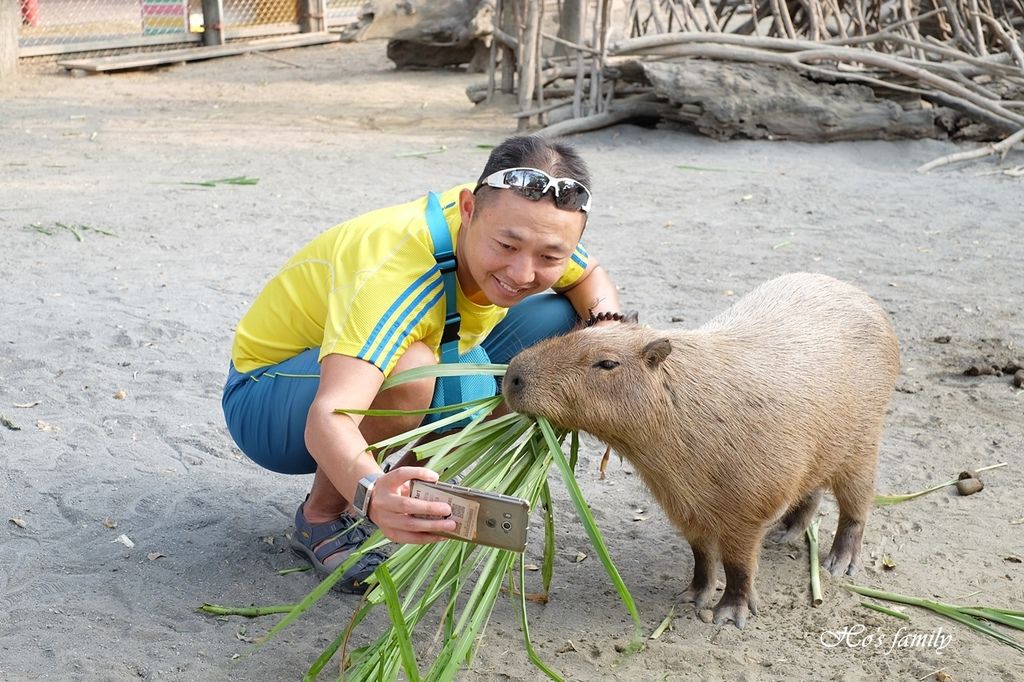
[973,12,1024,69]
[802,0,822,40]
[676,0,704,36]
[486,0,501,101]
[968,0,989,56]
[573,0,587,119]
[625,0,639,35]
[541,31,600,55]
[513,98,574,118]
[749,0,763,36]
[613,28,1024,80]
[663,0,689,33]
[828,0,849,39]
[535,0,546,124]
[649,0,667,34]
[494,27,518,50]
[917,126,1024,172]
[699,0,723,32]
[536,96,666,137]
[942,0,973,54]
[518,0,541,129]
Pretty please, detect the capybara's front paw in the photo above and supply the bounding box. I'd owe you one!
[711,590,760,629]
[712,585,761,626]
[823,519,864,576]
[822,551,859,577]
[767,520,804,545]
[680,580,716,610]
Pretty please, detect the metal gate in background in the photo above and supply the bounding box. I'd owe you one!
[16,0,365,58]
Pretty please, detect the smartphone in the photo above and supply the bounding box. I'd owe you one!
[409,479,530,553]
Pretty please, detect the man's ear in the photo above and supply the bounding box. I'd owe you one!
[458,188,476,227]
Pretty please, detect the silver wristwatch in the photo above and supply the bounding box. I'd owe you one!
[352,472,382,519]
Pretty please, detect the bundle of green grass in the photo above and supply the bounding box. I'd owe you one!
[260,364,641,681]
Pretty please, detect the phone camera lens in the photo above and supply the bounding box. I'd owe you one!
[501,521,512,531]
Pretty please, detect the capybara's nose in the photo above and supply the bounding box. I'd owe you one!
[503,367,524,397]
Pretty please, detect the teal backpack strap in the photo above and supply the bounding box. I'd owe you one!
[425,192,462,403]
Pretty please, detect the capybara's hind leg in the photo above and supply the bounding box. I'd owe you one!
[712,526,763,629]
[680,539,717,609]
[823,467,875,576]
[767,488,824,544]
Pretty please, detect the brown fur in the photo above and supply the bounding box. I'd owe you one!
[503,273,900,628]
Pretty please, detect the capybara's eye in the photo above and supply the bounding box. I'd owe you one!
[592,359,619,370]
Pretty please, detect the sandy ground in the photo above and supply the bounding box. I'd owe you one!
[1,41,1022,682]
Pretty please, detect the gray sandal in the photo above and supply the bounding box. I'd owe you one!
[289,500,386,594]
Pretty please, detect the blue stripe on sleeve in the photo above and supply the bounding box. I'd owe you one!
[358,265,441,360]
[570,243,589,269]
[377,285,447,371]
[366,274,444,366]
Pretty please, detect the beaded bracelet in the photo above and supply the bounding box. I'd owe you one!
[585,311,628,327]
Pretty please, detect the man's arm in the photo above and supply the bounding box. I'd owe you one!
[558,258,621,323]
[305,353,457,544]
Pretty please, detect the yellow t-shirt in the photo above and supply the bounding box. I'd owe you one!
[231,185,590,375]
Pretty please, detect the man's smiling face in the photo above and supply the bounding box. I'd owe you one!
[456,187,586,307]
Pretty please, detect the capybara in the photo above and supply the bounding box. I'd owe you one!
[503,273,900,628]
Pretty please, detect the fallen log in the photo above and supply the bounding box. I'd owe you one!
[638,59,952,140]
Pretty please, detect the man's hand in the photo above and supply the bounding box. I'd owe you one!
[369,466,458,545]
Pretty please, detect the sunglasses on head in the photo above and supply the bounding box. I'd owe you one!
[475,167,592,213]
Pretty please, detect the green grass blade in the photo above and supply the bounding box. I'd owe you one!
[518,556,563,681]
[874,462,1007,505]
[257,529,389,646]
[845,584,1024,652]
[80,224,118,237]
[568,430,579,472]
[960,608,1024,631]
[377,564,422,682]
[336,394,498,417]
[806,518,823,607]
[276,565,310,575]
[538,417,642,639]
[55,221,83,241]
[428,548,507,679]
[859,601,911,621]
[979,607,1024,617]
[418,408,503,472]
[197,603,297,617]
[843,584,927,607]
[395,146,447,158]
[676,164,769,174]
[649,605,676,639]
[428,420,533,479]
[930,604,1024,653]
[302,628,345,681]
[380,363,507,390]
[367,397,504,451]
[540,480,556,595]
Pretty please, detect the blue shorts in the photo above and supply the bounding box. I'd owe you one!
[222,293,577,475]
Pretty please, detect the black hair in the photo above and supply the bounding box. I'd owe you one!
[476,136,592,192]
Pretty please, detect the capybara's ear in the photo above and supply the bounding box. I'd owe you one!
[642,338,672,368]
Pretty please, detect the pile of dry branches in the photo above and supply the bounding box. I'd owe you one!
[475,0,1024,171]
